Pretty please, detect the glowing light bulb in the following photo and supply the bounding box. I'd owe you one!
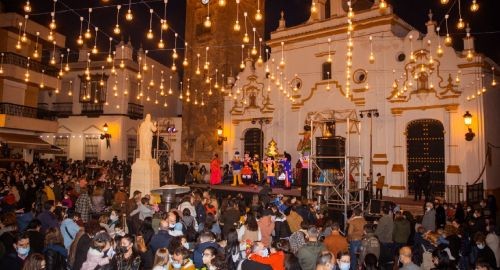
[48,32,54,41]
[379,0,387,12]
[33,50,39,59]
[255,10,263,21]
[114,25,121,34]
[279,60,285,69]
[369,52,375,64]
[457,18,465,30]
[84,29,91,39]
[125,9,133,21]
[172,50,178,59]
[146,30,154,39]
[106,54,113,63]
[171,63,177,72]
[492,79,497,87]
[233,21,241,32]
[466,50,474,61]
[24,1,31,13]
[49,20,56,30]
[119,60,125,69]
[218,0,226,7]
[311,1,317,13]
[257,56,263,66]
[158,40,165,49]
[183,59,188,67]
[161,20,168,31]
[251,46,258,55]
[195,68,201,75]
[50,57,56,65]
[470,0,479,12]
[204,16,211,28]
[21,34,27,43]
[243,33,250,43]
[444,34,452,46]
[64,64,70,72]
[240,61,245,70]
[77,36,84,45]
[92,46,98,54]
[440,0,449,4]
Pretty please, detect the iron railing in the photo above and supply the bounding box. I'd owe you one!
[128,103,144,119]
[52,102,73,117]
[1,51,59,77]
[81,103,103,116]
[0,102,56,120]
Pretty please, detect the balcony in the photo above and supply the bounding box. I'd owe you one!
[128,103,144,120]
[1,52,59,77]
[81,103,104,117]
[0,103,58,133]
[52,102,73,118]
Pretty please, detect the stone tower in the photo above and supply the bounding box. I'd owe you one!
[182,0,264,161]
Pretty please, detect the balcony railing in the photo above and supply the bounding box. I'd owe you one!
[81,103,103,117]
[1,52,59,77]
[0,102,56,120]
[128,103,144,120]
[52,102,73,117]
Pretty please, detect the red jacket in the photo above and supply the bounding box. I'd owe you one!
[249,251,285,270]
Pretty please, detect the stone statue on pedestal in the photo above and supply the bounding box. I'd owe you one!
[131,114,160,197]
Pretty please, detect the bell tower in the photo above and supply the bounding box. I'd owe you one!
[182,0,264,161]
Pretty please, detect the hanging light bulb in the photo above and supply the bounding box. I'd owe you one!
[440,0,449,4]
[218,0,226,7]
[457,18,465,30]
[255,0,263,21]
[466,50,474,61]
[49,15,56,30]
[470,0,479,12]
[125,0,133,21]
[234,0,241,31]
[379,0,387,12]
[161,19,168,31]
[24,1,32,13]
[311,0,317,14]
[234,20,241,31]
[204,16,212,28]
[147,9,154,39]
[84,8,92,39]
[436,45,444,57]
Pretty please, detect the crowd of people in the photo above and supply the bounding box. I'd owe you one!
[0,158,498,270]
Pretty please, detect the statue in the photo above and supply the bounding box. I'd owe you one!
[138,114,158,160]
[131,114,160,197]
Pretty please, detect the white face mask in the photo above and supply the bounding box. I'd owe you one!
[477,243,485,249]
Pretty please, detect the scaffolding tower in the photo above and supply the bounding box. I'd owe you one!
[306,109,364,227]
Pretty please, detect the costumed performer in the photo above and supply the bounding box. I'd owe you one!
[230,151,244,186]
[263,156,276,188]
[210,153,222,185]
[241,152,253,185]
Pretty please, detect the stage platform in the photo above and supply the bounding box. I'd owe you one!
[187,183,424,215]
[189,183,301,197]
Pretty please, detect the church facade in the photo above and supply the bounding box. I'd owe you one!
[222,3,500,198]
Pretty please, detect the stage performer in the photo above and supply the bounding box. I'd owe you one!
[297,125,311,197]
[230,151,244,186]
[210,153,222,185]
[241,152,253,185]
[263,156,276,187]
[280,152,293,189]
[252,154,261,184]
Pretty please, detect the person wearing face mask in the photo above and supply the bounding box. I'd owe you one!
[297,226,326,270]
[111,234,141,270]
[152,248,170,270]
[422,202,436,232]
[150,220,174,254]
[336,251,351,270]
[0,232,31,270]
[471,232,496,269]
[172,246,195,270]
[398,246,419,270]
[248,241,285,270]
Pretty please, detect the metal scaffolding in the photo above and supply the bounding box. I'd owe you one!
[306,109,364,226]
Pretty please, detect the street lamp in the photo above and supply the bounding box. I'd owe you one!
[217,125,227,145]
[100,123,111,148]
[463,111,475,141]
[359,109,379,199]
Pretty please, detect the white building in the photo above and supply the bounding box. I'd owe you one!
[223,3,500,198]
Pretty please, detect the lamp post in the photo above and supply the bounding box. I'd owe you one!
[359,109,379,199]
[251,117,271,158]
[217,125,227,145]
[463,111,475,141]
[100,123,111,148]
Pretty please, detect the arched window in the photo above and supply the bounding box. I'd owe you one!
[322,62,332,80]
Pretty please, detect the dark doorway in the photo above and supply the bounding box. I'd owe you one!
[244,128,263,158]
[406,119,445,197]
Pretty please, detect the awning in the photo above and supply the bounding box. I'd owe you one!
[36,145,64,154]
[0,132,51,150]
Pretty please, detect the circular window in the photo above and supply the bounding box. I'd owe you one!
[397,52,406,62]
[353,69,368,84]
[290,78,302,91]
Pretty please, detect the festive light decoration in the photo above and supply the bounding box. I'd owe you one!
[204,0,212,28]
[49,0,57,30]
[251,28,258,55]
[84,8,92,39]
[92,27,99,54]
[444,14,452,46]
[456,0,465,30]
[234,0,241,31]
[77,17,84,45]
[162,0,169,30]
[147,9,154,39]
[114,5,121,34]
[379,0,387,12]
[470,0,479,12]
[369,36,375,64]
[183,42,189,67]
[440,0,449,4]
[255,0,263,21]
[243,12,250,43]
[125,0,133,21]
[0,53,4,74]
[32,32,40,59]
[24,1,31,13]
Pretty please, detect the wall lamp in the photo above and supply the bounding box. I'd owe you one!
[217,125,227,145]
[100,123,111,148]
[463,111,475,141]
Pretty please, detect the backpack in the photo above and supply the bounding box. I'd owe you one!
[181,220,198,242]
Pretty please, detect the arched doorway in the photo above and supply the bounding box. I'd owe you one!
[244,128,263,158]
[406,119,445,197]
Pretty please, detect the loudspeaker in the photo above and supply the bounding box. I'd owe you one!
[316,136,345,169]
[369,199,392,214]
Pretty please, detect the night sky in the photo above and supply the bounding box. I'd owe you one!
[2,0,499,69]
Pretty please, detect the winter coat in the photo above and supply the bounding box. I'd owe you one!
[422,209,436,232]
[44,244,68,270]
[375,214,394,243]
[81,247,111,270]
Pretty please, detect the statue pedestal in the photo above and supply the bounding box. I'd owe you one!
[130,159,160,196]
